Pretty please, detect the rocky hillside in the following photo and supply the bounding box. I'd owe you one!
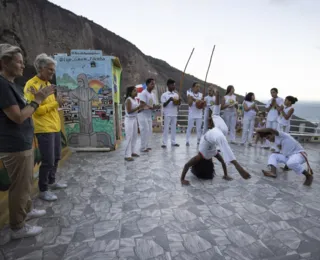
[0,0,315,132]
[0,0,225,101]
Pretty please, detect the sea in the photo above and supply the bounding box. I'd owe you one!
[261,101,320,124]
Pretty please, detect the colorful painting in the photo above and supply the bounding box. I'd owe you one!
[54,51,121,149]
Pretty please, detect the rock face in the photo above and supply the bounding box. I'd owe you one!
[0,0,220,102]
[0,0,315,132]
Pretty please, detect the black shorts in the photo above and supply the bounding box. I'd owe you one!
[191,158,215,179]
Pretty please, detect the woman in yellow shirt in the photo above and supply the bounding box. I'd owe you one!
[24,53,67,202]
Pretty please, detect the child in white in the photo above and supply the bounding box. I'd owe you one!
[255,112,267,147]
[124,86,141,161]
[221,85,238,143]
[241,92,258,145]
[256,128,313,186]
[203,85,215,134]
[161,79,180,148]
[137,78,158,152]
[265,88,283,129]
[278,96,297,133]
[186,82,203,146]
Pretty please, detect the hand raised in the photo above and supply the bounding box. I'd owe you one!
[32,85,55,104]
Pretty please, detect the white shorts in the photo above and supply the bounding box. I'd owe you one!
[199,136,218,160]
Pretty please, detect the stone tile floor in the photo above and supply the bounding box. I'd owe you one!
[1,133,320,260]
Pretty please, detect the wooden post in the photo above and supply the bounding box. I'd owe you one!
[179,48,195,97]
[203,45,216,96]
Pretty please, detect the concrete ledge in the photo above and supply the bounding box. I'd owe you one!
[0,147,72,228]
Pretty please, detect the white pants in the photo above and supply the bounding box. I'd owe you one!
[199,132,236,163]
[223,111,237,141]
[137,113,152,151]
[203,109,210,134]
[268,153,306,174]
[186,117,202,143]
[266,120,278,129]
[212,115,228,136]
[266,120,278,148]
[241,116,255,144]
[278,123,290,133]
[162,115,177,145]
[124,117,138,157]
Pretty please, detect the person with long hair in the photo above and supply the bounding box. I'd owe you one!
[24,53,67,202]
[186,82,203,146]
[161,78,180,148]
[256,128,313,186]
[241,92,259,145]
[124,86,142,161]
[278,96,297,133]
[221,85,238,143]
[0,44,54,239]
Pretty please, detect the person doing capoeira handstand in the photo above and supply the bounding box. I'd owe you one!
[255,128,314,186]
[180,88,251,185]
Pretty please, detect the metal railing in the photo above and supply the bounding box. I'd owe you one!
[121,103,320,140]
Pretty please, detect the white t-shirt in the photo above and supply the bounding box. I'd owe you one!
[243,101,257,119]
[161,91,179,116]
[125,97,139,117]
[138,89,154,117]
[204,95,216,113]
[265,97,284,121]
[274,132,304,157]
[188,92,203,119]
[224,94,237,112]
[278,106,293,126]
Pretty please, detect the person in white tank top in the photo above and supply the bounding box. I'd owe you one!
[203,85,215,134]
[186,82,203,146]
[221,85,238,143]
[278,96,297,133]
[241,92,259,145]
[124,86,142,161]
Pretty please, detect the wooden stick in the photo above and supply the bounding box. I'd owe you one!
[179,48,195,97]
[203,45,216,96]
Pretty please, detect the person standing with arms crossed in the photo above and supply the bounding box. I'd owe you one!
[161,79,180,148]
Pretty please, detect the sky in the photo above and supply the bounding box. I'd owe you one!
[50,0,320,101]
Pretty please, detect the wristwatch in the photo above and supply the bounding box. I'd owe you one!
[29,101,39,110]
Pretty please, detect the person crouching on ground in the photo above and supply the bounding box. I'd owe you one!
[24,53,67,202]
[180,106,251,185]
[255,128,313,186]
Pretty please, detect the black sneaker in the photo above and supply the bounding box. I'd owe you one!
[172,144,180,147]
[161,145,166,148]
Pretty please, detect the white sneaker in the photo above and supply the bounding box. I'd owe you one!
[11,224,43,240]
[49,183,68,190]
[39,191,58,201]
[26,209,46,221]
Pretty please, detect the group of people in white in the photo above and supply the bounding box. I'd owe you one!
[123,78,313,186]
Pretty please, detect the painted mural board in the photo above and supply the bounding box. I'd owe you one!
[54,53,117,148]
